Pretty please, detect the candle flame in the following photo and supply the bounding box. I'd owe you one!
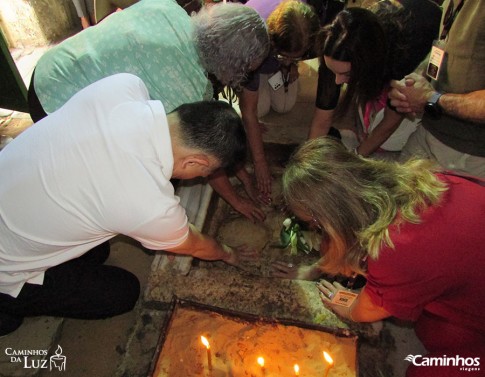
[257,357,265,367]
[294,364,300,375]
[323,351,334,365]
[200,336,210,349]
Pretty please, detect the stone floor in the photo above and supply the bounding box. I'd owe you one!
[0,52,426,377]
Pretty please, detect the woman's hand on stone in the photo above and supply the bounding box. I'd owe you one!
[270,261,322,280]
[222,244,259,267]
[241,178,272,206]
[234,196,266,222]
[317,279,353,317]
[254,159,272,201]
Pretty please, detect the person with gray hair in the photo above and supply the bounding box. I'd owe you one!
[28,0,269,121]
[194,2,269,88]
[27,0,269,222]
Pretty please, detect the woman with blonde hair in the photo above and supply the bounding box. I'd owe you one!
[282,137,485,377]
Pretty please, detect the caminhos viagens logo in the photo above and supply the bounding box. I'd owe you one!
[404,354,480,373]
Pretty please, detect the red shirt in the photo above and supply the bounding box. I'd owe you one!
[365,173,485,352]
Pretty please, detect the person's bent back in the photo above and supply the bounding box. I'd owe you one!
[0,73,247,336]
[28,0,269,122]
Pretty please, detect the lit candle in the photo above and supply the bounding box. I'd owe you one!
[200,336,212,371]
[294,363,300,376]
[257,356,265,376]
[323,351,334,377]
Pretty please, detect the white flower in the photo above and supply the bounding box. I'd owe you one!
[283,218,292,230]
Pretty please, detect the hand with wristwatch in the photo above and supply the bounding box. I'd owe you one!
[424,91,444,120]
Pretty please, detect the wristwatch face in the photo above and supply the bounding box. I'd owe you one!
[425,102,441,119]
[425,93,442,120]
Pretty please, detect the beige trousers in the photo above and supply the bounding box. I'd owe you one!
[400,125,485,179]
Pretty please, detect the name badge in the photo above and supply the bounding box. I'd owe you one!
[331,290,359,307]
[426,41,446,81]
[268,71,284,91]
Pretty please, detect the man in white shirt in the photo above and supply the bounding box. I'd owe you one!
[0,73,248,335]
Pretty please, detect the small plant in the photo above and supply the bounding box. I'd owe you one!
[278,217,312,256]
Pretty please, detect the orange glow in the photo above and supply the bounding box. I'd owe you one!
[257,357,265,367]
[200,336,210,349]
[323,351,334,365]
[294,363,300,375]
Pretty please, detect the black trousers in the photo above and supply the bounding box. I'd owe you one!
[0,242,140,320]
[27,69,48,123]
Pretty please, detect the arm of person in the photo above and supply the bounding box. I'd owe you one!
[271,260,323,280]
[238,87,272,197]
[165,223,238,265]
[438,90,485,124]
[235,165,271,205]
[349,288,391,322]
[390,73,485,123]
[356,107,404,157]
[308,63,341,139]
[318,281,391,322]
[208,168,266,222]
[308,107,335,139]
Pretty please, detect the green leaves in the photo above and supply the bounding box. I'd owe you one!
[279,217,311,255]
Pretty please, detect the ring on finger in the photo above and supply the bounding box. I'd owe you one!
[287,263,294,268]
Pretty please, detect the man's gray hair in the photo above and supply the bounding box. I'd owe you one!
[192,3,269,87]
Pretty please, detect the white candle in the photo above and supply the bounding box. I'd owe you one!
[200,336,212,371]
[257,356,265,376]
[323,351,334,377]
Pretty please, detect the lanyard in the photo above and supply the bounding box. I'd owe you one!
[440,0,465,40]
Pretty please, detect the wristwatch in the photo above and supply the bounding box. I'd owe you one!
[424,92,443,120]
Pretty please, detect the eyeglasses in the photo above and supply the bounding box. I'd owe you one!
[275,54,305,63]
[310,211,323,231]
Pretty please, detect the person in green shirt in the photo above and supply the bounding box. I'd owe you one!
[29,0,269,121]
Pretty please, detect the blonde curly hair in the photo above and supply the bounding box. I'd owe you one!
[283,137,448,276]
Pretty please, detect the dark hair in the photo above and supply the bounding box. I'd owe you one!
[318,1,440,118]
[374,0,441,79]
[318,7,389,116]
[174,101,247,170]
[371,0,412,80]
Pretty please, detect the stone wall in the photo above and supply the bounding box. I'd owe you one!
[0,0,79,49]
